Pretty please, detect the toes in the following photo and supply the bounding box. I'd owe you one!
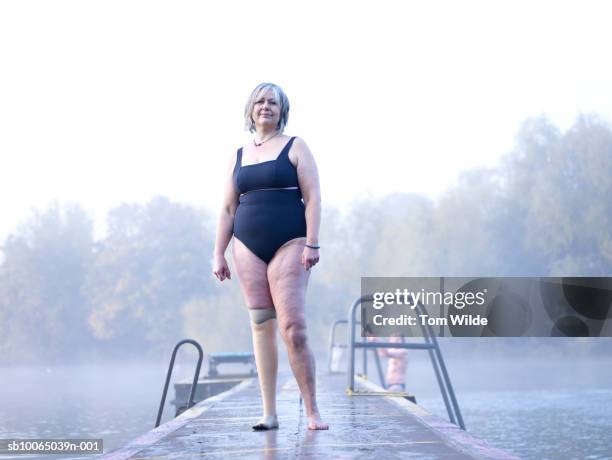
[307,421,329,430]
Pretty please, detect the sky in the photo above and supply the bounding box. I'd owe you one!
[1,0,611,242]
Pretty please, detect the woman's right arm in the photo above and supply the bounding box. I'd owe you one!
[212,151,240,282]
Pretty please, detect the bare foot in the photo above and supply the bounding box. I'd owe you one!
[307,413,329,430]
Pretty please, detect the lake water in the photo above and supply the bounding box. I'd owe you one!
[1,355,611,459]
[418,389,612,460]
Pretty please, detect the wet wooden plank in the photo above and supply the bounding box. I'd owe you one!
[102,373,517,459]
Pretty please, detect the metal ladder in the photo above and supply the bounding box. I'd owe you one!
[155,339,204,427]
[347,294,466,430]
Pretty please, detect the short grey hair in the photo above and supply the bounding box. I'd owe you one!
[244,82,290,133]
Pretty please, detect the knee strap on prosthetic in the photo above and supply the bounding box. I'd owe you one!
[249,308,277,324]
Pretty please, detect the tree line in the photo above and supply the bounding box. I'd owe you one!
[1,114,611,365]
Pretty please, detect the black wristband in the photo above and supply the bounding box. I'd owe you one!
[305,243,320,250]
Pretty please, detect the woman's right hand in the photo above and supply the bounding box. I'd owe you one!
[212,254,231,281]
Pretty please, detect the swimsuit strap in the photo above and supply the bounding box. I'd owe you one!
[237,147,243,166]
[278,136,297,159]
[232,148,243,192]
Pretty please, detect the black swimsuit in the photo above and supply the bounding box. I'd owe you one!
[232,136,307,264]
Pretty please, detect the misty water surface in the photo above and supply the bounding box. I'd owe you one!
[1,353,611,459]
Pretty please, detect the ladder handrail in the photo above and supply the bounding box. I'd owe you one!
[328,319,387,387]
[417,301,465,429]
[327,319,350,373]
[155,339,204,427]
[347,294,466,430]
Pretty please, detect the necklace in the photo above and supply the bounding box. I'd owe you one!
[253,132,279,147]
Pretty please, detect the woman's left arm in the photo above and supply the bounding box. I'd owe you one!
[294,137,321,271]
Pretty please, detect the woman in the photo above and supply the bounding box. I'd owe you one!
[377,335,408,392]
[212,82,329,431]
[366,335,408,392]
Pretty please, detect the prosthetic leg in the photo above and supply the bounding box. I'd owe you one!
[249,308,279,431]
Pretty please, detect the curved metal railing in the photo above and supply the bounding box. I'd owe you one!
[155,339,204,427]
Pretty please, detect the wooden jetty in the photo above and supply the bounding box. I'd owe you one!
[102,372,518,459]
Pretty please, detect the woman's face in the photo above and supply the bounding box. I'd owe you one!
[251,88,280,131]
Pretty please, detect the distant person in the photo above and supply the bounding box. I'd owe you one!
[212,82,328,431]
[371,335,408,392]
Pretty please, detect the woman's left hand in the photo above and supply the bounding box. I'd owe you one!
[302,246,320,271]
